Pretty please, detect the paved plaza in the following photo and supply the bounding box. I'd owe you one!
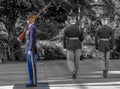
[0,59,120,89]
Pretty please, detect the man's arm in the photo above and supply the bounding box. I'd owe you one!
[95,28,99,50]
[110,29,115,50]
[63,28,67,49]
[29,28,34,51]
[79,29,85,42]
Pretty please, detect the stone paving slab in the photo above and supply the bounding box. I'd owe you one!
[0,60,120,89]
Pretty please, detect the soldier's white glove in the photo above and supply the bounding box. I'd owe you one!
[28,51,32,55]
[17,37,22,42]
[63,49,66,51]
[63,49,67,56]
[96,50,98,52]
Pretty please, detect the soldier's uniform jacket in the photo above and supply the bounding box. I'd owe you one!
[63,24,84,50]
[95,25,115,52]
[25,24,37,54]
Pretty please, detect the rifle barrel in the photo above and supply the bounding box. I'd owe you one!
[38,2,51,14]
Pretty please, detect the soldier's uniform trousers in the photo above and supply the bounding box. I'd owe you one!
[67,49,81,75]
[26,53,37,85]
[97,39,111,71]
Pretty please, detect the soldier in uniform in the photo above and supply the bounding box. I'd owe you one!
[24,15,38,87]
[63,13,84,79]
[95,18,115,78]
[17,14,38,87]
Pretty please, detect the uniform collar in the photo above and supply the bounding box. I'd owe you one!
[71,23,75,25]
[29,23,34,28]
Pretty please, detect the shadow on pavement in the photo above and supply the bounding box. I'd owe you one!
[13,82,49,89]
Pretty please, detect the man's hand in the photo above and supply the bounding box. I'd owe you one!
[110,45,116,52]
[17,37,22,42]
[113,45,116,50]
[28,51,32,55]
[63,49,67,56]
[63,49,66,51]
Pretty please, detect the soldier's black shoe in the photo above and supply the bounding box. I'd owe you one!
[25,83,37,87]
[103,69,108,78]
[72,73,76,79]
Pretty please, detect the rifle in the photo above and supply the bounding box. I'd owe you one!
[17,2,51,42]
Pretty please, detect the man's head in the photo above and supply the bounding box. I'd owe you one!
[27,14,39,24]
[69,13,77,24]
[101,18,109,25]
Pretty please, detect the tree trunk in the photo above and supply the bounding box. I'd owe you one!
[5,17,16,61]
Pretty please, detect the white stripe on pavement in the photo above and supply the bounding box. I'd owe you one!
[0,85,14,89]
[93,71,120,74]
[49,82,120,87]
[49,86,120,89]
[49,82,120,89]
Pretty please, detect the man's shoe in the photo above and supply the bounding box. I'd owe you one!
[103,69,108,78]
[25,83,37,87]
[72,73,76,79]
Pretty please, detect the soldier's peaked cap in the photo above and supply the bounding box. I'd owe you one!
[69,12,77,17]
[101,16,109,20]
[27,14,39,24]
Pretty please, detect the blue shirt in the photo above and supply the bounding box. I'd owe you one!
[25,24,37,54]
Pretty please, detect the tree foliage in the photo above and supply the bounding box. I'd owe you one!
[0,0,120,61]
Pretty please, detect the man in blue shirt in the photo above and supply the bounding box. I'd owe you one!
[24,15,38,87]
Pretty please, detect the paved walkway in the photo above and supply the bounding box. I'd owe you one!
[0,59,120,89]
